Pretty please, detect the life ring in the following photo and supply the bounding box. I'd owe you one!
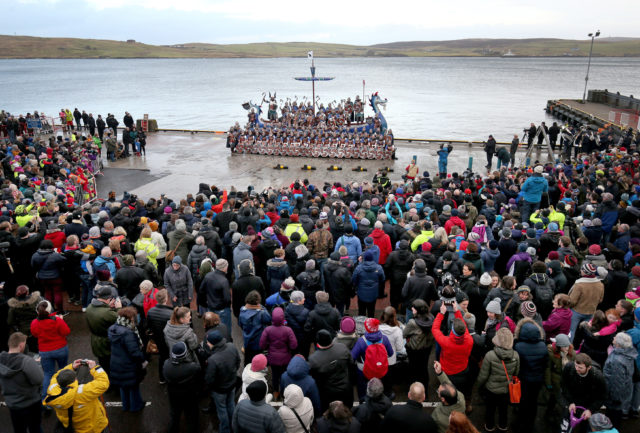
[376,150,383,160]
[337,149,345,159]
[312,148,320,158]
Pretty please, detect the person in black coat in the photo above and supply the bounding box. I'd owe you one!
[232,260,265,318]
[323,252,353,314]
[121,127,132,157]
[352,378,392,433]
[163,342,201,433]
[308,330,355,410]
[114,255,146,300]
[96,115,106,140]
[381,382,438,432]
[385,239,415,311]
[204,331,241,432]
[549,122,560,150]
[484,135,497,169]
[147,289,174,383]
[514,318,548,433]
[304,292,341,342]
[200,260,232,333]
[87,113,96,137]
[317,401,361,433]
[559,354,607,421]
[285,291,310,358]
[401,258,437,316]
[123,112,134,129]
[108,307,146,412]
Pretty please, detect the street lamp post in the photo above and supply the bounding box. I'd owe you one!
[582,30,600,103]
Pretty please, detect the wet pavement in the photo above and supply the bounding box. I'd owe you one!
[96,132,555,200]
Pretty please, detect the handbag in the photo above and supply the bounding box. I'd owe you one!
[146,339,159,354]
[165,237,184,262]
[501,360,521,404]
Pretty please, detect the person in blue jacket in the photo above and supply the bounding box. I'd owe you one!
[436,143,453,179]
[334,225,361,261]
[350,318,394,400]
[280,355,321,415]
[238,290,271,367]
[352,250,385,317]
[520,165,549,223]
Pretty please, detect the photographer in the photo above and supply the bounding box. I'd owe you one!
[44,358,110,433]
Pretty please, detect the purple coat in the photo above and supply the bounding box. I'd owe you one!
[506,251,532,272]
[259,307,298,366]
[542,307,572,340]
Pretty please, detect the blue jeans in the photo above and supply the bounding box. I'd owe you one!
[569,310,592,342]
[438,160,447,176]
[405,308,414,322]
[120,384,144,411]
[521,200,540,225]
[41,346,69,399]
[80,273,93,308]
[215,308,232,340]
[212,390,235,433]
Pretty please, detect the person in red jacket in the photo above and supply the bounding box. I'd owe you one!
[30,300,71,400]
[210,190,228,214]
[432,300,473,408]
[444,209,467,236]
[44,221,67,253]
[370,221,392,265]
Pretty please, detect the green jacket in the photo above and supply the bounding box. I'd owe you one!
[85,301,118,358]
[432,371,466,433]
[476,346,520,394]
[544,344,575,390]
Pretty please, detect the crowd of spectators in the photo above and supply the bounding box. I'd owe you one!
[1,115,640,433]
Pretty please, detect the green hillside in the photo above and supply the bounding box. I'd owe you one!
[1,35,639,58]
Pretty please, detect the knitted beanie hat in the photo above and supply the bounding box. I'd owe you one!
[520,301,537,318]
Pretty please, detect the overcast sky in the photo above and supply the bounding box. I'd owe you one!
[7,0,640,45]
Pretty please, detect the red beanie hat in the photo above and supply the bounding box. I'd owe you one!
[364,318,380,333]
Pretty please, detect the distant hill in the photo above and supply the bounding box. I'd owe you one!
[1,35,639,58]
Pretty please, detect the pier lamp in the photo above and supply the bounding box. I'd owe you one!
[582,30,600,103]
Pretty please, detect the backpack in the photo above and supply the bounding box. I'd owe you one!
[471,224,488,244]
[362,337,389,380]
[535,284,554,306]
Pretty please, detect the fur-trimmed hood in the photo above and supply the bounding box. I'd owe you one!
[7,291,41,308]
[515,317,544,342]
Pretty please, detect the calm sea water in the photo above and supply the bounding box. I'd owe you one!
[1,57,638,141]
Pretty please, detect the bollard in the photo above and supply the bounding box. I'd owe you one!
[468,157,473,171]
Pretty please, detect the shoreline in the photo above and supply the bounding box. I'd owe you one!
[2,55,638,59]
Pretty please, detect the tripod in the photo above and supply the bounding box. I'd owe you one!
[524,123,556,166]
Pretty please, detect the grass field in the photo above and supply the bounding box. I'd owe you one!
[1,35,639,58]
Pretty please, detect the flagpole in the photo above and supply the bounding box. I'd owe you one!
[362,80,365,104]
